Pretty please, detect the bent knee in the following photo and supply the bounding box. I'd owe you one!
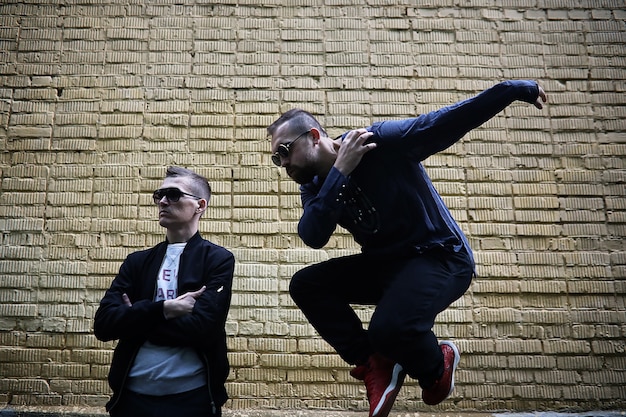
[289,267,319,301]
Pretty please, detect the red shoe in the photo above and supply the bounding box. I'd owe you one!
[422,341,460,406]
[350,353,406,417]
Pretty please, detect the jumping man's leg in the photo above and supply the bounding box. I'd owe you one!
[289,253,385,365]
[290,253,411,417]
[367,248,473,400]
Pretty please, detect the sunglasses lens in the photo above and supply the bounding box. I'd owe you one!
[153,188,182,204]
[278,144,289,158]
[167,189,182,202]
[271,145,291,166]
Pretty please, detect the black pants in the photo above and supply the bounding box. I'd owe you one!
[110,386,221,417]
[289,247,474,388]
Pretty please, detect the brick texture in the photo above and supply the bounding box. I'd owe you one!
[0,0,625,414]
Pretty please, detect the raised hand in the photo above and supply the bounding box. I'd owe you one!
[334,128,377,176]
[534,85,547,109]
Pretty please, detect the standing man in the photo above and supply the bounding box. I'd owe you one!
[268,80,547,417]
[94,166,235,417]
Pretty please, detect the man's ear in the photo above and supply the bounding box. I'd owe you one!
[197,198,207,214]
[310,128,321,143]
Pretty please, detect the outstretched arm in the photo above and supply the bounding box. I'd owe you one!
[332,83,545,176]
[368,80,547,160]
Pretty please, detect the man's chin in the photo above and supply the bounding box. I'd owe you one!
[290,171,315,185]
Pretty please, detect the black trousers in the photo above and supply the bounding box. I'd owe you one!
[110,386,221,417]
[289,247,474,388]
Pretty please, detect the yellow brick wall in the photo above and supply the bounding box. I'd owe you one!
[0,0,625,413]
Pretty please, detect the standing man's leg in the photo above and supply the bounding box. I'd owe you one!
[110,386,220,417]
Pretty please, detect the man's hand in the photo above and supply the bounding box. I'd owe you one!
[534,85,547,109]
[163,286,206,320]
[334,128,377,176]
[122,293,132,307]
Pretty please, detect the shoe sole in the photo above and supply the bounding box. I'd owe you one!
[372,363,405,417]
[440,340,460,398]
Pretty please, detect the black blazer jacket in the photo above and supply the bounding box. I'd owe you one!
[94,232,235,412]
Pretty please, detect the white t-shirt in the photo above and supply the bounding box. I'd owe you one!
[126,243,207,395]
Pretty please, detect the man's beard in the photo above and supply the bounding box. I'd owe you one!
[289,165,317,185]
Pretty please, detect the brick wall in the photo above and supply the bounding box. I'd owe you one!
[0,0,625,413]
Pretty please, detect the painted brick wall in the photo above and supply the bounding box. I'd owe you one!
[0,0,624,413]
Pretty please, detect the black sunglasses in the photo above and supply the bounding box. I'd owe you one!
[271,130,310,166]
[152,187,202,204]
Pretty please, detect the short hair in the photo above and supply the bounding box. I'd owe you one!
[267,108,327,137]
[165,166,211,203]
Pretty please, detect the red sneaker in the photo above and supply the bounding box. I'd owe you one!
[350,353,406,417]
[422,341,460,406]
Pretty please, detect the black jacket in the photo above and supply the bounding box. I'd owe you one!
[94,232,235,412]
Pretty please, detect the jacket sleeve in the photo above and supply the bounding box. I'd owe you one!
[297,167,348,249]
[368,80,540,160]
[93,253,166,342]
[147,251,235,348]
